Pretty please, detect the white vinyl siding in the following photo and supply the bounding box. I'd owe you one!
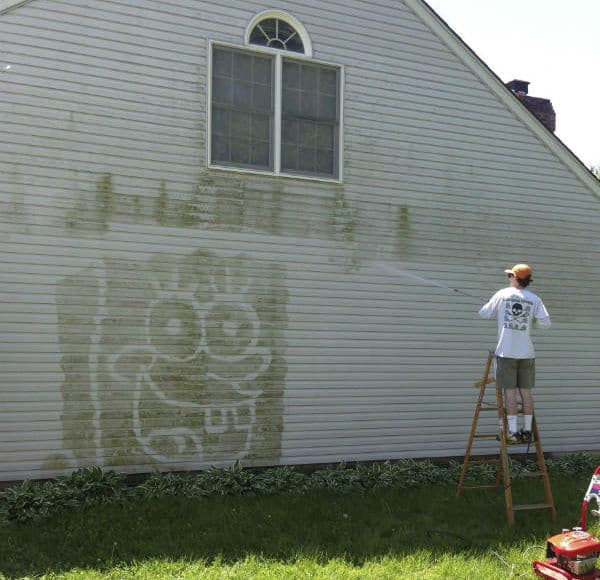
[0,0,599,482]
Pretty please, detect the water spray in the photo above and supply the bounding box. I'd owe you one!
[374,261,487,303]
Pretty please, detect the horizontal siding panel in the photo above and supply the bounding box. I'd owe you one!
[4,91,200,125]
[0,28,202,67]
[1,80,200,124]
[1,127,198,164]
[1,59,199,102]
[3,110,197,147]
[1,228,598,275]
[0,151,199,182]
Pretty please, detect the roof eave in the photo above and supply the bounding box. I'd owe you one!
[0,0,35,15]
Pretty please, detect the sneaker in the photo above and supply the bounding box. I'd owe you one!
[505,432,520,444]
[519,430,533,443]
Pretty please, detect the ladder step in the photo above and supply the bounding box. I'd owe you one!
[473,433,499,439]
[518,471,544,478]
[513,503,554,512]
[460,484,499,490]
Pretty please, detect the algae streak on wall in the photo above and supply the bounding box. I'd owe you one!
[47,171,295,473]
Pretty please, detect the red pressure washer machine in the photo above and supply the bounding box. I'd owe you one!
[533,466,600,579]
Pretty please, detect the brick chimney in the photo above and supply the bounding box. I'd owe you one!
[506,79,556,132]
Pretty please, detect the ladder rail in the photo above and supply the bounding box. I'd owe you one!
[532,417,557,520]
[456,352,496,496]
[497,380,514,525]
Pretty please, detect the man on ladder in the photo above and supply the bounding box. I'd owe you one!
[478,263,551,443]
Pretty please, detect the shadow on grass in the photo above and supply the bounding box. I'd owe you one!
[0,475,592,578]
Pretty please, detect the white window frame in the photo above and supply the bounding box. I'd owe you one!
[207,40,344,183]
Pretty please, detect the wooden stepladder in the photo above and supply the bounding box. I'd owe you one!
[456,352,556,525]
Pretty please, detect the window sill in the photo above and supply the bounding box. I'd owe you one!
[207,163,343,185]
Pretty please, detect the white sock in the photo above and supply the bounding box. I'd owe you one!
[508,415,518,433]
[524,415,533,431]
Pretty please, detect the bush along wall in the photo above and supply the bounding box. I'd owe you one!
[1,454,598,525]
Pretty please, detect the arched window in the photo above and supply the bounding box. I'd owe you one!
[249,18,304,53]
[209,13,341,180]
[246,11,312,56]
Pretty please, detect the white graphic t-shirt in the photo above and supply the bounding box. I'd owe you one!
[478,287,551,358]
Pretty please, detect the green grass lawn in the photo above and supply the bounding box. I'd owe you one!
[1,474,597,579]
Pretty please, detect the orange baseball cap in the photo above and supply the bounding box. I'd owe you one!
[504,263,532,279]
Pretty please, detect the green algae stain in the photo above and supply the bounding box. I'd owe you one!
[65,169,288,237]
[133,195,143,223]
[176,171,284,236]
[54,250,289,471]
[331,191,356,242]
[179,172,246,229]
[155,180,168,226]
[66,172,117,233]
[95,173,114,230]
[267,180,283,236]
[41,453,76,472]
[55,271,105,468]
[395,204,411,258]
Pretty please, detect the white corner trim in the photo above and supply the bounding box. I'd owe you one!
[0,0,34,14]
[404,0,600,197]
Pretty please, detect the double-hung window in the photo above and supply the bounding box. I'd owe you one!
[209,15,342,181]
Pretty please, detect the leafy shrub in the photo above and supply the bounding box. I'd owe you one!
[134,471,194,499]
[2,454,599,525]
[0,467,128,524]
[546,453,599,476]
[252,466,309,495]
[195,462,259,496]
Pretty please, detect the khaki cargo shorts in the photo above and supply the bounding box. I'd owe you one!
[495,356,535,390]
